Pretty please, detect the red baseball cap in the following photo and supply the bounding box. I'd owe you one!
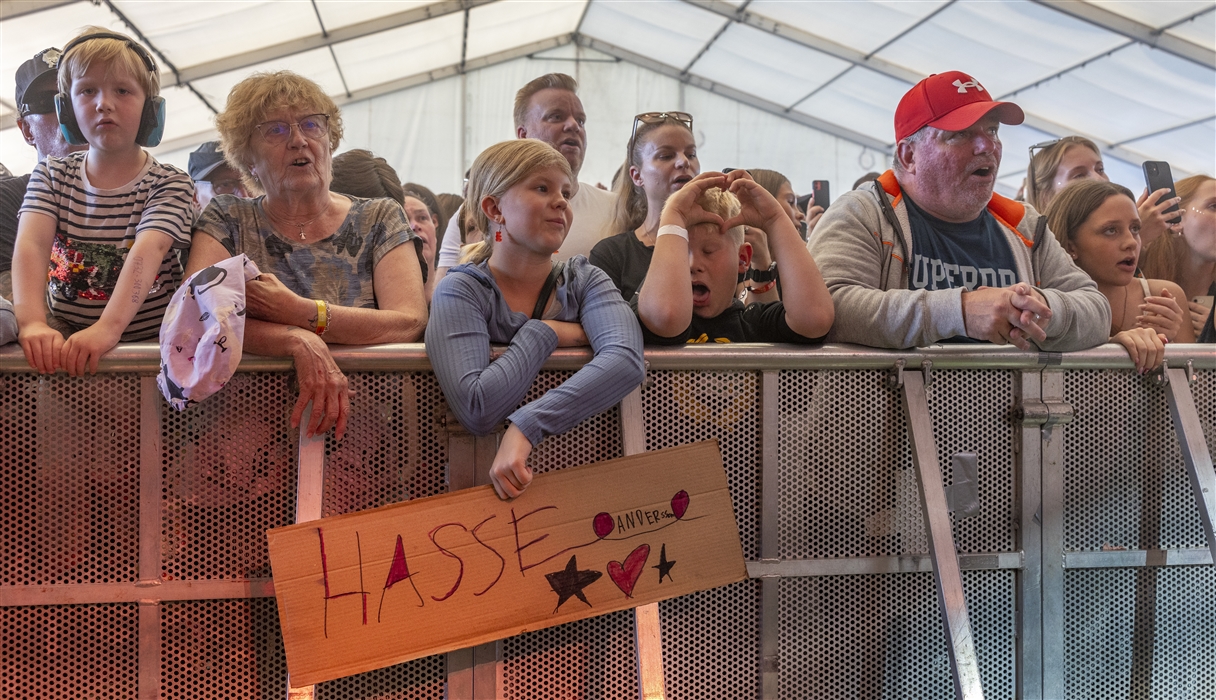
[894,71,1024,143]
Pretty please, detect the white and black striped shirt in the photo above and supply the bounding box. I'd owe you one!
[19,152,194,342]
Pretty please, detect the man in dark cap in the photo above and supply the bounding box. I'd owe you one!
[188,141,248,214]
[0,48,88,299]
[809,70,1108,351]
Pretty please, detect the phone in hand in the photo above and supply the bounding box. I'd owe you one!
[1142,161,1181,223]
[1193,295,1214,310]
[812,180,830,210]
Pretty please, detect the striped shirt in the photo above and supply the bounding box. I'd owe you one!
[18,151,194,342]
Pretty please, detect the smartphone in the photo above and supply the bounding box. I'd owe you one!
[812,180,830,210]
[1142,161,1181,223]
[1194,295,1215,310]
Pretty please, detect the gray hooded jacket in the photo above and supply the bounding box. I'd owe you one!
[807,170,1110,351]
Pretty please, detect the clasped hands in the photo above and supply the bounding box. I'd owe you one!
[961,284,1052,350]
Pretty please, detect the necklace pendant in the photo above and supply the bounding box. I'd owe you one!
[299,227,306,240]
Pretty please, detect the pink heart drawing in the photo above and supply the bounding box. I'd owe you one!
[607,544,650,598]
[592,512,614,539]
[671,490,690,519]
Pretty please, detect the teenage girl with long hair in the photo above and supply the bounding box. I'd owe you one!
[426,140,644,499]
[1045,179,1194,372]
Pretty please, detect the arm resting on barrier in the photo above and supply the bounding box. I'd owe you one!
[426,268,559,437]
[506,262,645,446]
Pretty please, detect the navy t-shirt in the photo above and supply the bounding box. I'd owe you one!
[904,194,1019,292]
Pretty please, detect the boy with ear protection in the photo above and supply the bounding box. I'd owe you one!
[13,27,194,376]
[635,170,834,344]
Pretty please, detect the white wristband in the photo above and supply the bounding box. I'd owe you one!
[657,224,688,241]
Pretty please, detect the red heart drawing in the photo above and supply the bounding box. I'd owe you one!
[671,490,690,519]
[607,544,650,598]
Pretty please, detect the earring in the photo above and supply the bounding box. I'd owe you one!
[495,230,502,242]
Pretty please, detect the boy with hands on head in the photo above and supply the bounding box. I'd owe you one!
[636,170,834,343]
[13,28,193,376]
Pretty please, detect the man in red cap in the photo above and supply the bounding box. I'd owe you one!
[808,71,1109,350]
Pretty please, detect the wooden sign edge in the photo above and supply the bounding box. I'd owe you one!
[267,439,725,540]
[268,438,748,686]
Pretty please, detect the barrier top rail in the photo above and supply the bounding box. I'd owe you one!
[0,342,1211,374]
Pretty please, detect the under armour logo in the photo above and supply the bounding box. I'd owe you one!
[953,79,984,94]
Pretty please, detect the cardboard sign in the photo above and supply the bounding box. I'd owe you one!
[267,440,747,686]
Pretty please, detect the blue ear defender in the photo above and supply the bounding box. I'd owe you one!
[54,92,87,146]
[138,96,166,147]
[54,32,167,148]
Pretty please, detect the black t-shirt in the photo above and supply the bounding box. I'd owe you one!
[590,231,653,302]
[631,296,825,345]
[904,194,1020,292]
[0,174,30,273]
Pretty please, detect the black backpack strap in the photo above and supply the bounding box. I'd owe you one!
[875,183,902,235]
[874,184,904,281]
[532,261,565,320]
[1031,213,1049,253]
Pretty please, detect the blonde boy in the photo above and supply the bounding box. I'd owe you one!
[636,170,834,344]
[13,28,193,375]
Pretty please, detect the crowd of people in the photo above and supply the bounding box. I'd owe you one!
[1,29,1212,500]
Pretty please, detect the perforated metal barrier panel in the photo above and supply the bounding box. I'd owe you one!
[1,347,1212,700]
[1061,369,1216,698]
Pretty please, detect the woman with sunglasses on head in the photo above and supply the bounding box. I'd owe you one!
[427,139,643,500]
[1045,179,1193,373]
[187,71,428,440]
[1027,136,1181,249]
[591,111,698,301]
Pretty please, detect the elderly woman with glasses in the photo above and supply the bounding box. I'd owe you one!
[186,71,427,440]
[591,111,698,302]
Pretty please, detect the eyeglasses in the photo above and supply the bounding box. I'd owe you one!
[254,114,330,144]
[206,178,244,195]
[629,111,694,151]
[1027,138,1061,163]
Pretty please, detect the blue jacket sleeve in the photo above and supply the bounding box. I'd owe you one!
[507,263,645,444]
[425,271,559,436]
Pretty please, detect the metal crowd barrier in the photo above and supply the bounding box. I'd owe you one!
[1,342,1212,700]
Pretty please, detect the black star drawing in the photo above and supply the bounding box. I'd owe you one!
[545,555,602,612]
[653,544,676,583]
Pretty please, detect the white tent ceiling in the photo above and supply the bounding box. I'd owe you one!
[1,0,1213,198]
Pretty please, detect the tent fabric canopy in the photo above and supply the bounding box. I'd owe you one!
[1,0,1212,198]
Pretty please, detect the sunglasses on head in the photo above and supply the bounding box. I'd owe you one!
[1027,138,1062,162]
[629,111,694,151]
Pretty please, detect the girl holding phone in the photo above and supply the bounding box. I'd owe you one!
[1140,174,1216,340]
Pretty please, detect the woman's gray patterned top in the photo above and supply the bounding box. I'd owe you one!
[195,194,424,307]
